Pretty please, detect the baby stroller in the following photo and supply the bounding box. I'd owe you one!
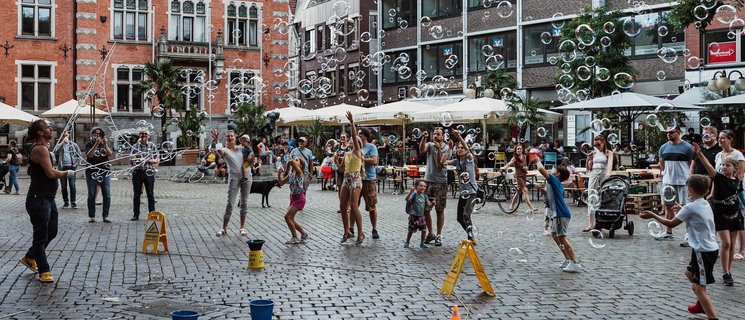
[592,176,634,238]
[0,162,9,193]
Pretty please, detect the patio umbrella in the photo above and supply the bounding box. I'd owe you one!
[696,92,745,106]
[671,87,713,109]
[0,102,39,126]
[41,99,110,118]
[282,103,368,126]
[552,92,702,139]
[269,106,313,125]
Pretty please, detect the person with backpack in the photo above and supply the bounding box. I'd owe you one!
[5,140,23,195]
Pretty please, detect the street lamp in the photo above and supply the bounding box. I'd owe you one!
[707,70,745,96]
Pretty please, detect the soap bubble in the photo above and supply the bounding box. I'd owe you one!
[589,230,607,248]
[648,221,662,237]
[536,127,547,137]
[702,133,713,142]
[590,119,604,133]
[525,209,535,221]
[440,112,453,127]
[488,152,496,161]
[411,128,422,139]
[528,233,536,242]
[580,143,592,155]
[471,143,483,156]
[700,117,711,127]
[603,21,616,34]
[467,225,479,238]
[587,194,601,209]
[516,112,528,125]
[646,114,659,127]
[607,133,619,146]
[662,186,678,203]
[459,172,471,184]
[508,247,527,263]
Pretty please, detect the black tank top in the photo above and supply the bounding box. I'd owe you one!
[28,145,58,198]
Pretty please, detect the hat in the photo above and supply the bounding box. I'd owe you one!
[298,137,308,142]
[239,134,250,141]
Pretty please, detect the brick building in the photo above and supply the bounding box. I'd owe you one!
[290,0,378,109]
[0,0,290,144]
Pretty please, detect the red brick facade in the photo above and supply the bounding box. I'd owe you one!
[0,0,289,116]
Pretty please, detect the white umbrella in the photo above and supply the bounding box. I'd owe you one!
[411,97,508,123]
[41,99,110,118]
[0,102,39,126]
[671,88,712,109]
[696,92,745,106]
[267,106,312,125]
[282,103,368,126]
[552,92,702,139]
[412,97,562,124]
[339,100,431,125]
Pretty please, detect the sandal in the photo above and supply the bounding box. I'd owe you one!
[216,229,226,236]
[355,234,365,246]
[340,232,352,244]
[734,253,744,260]
[239,228,248,236]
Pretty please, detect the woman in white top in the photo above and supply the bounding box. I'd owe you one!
[715,130,745,261]
[210,129,254,237]
[585,135,613,232]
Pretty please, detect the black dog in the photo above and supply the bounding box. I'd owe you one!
[250,180,281,208]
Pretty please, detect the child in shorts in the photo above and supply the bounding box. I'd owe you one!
[640,174,719,318]
[404,180,435,249]
[277,157,309,245]
[532,157,579,273]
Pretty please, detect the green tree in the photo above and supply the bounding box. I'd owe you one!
[555,6,634,99]
[507,97,548,141]
[231,102,267,137]
[668,0,745,32]
[300,119,330,157]
[480,69,518,96]
[141,61,184,143]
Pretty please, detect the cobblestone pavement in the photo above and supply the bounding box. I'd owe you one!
[0,178,744,319]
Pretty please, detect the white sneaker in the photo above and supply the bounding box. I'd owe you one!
[559,259,570,269]
[285,237,300,244]
[562,261,582,273]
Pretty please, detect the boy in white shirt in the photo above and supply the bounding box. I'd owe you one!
[640,174,719,319]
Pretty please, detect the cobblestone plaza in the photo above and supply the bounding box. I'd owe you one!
[1,178,744,319]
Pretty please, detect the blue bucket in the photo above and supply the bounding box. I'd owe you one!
[249,299,274,320]
[170,310,199,320]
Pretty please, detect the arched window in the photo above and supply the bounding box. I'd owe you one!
[227,2,259,47]
[168,0,207,42]
[113,0,150,41]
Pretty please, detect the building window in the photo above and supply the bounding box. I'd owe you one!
[382,49,417,85]
[19,63,54,111]
[183,72,204,110]
[347,65,361,94]
[324,24,332,50]
[113,0,149,41]
[422,0,461,19]
[228,70,257,108]
[115,66,145,112]
[227,2,260,47]
[468,31,517,72]
[421,42,462,78]
[703,30,739,65]
[302,71,316,100]
[382,0,416,29]
[316,25,324,52]
[523,23,562,65]
[622,11,684,57]
[468,0,514,9]
[20,0,53,37]
[168,0,207,42]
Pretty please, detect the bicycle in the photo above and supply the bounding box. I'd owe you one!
[474,169,520,214]
[169,165,205,183]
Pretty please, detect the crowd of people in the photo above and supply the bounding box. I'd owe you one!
[10,117,745,320]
